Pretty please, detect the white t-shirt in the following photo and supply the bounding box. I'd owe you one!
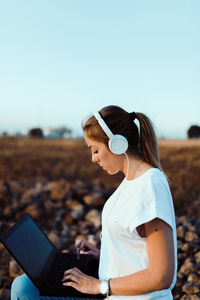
[98,168,177,299]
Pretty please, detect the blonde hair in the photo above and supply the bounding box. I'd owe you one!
[83,105,162,170]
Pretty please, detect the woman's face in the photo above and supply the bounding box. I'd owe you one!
[84,133,124,175]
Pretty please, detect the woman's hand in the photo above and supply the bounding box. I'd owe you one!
[62,267,100,294]
[76,239,100,260]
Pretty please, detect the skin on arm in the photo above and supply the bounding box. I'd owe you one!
[62,218,175,296]
[109,217,175,296]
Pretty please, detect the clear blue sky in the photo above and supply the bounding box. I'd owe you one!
[0,0,199,138]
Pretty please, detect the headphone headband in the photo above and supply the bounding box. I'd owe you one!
[93,111,114,139]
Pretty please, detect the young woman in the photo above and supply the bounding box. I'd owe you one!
[11,105,177,299]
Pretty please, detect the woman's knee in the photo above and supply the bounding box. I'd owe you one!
[11,274,40,300]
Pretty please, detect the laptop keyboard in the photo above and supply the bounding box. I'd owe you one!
[45,253,88,289]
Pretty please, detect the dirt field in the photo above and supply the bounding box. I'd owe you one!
[0,137,200,216]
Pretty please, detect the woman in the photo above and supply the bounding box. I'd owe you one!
[11,105,177,299]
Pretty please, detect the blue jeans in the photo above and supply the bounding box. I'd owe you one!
[11,274,101,300]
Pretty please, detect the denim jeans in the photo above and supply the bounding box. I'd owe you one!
[11,274,102,300]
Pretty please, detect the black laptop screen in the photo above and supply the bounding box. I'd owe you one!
[4,216,54,279]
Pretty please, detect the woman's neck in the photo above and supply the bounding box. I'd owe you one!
[123,154,152,180]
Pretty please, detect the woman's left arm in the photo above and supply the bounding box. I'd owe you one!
[109,217,175,296]
[62,217,175,296]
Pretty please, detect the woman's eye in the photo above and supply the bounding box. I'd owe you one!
[93,150,98,154]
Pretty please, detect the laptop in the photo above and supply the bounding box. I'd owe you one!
[0,213,104,298]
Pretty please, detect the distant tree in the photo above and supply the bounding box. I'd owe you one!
[187,125,200,138]
[1,131,8,137]
[28,128,44,138]
[56,126,72,138]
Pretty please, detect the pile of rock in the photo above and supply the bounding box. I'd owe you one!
[0,179,200,299]
[174,216,200,299]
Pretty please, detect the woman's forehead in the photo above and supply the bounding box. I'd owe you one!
[84,134,103,148]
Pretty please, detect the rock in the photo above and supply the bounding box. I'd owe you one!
[0,276,6,288]
[185,231,199,242]
[0,288,10,300]
[179,258,196,276]
[85,209,101,229]
[194,251,200,264]
[181,243,190,253]
[63,214,74,225]
[74,181,92,197]
[50,179,71,200]
[182,282,200,295]
[43,181,57,192]
[20,186,42,205]
[75,235,85,248]
[83,192,105,207]
[25,203,42,219]
[47,231,62,249]
[9,259,23,278]
[3,204,13,219]
[87,234,98,247]
[0,181,12,203]
[177,225,185,239]
[180,295,200,300]
[67,200,85,220]
[187,272,200,285]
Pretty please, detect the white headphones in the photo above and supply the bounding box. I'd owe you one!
[94,111,128,155]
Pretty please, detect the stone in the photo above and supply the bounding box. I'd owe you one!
[0,276,6,288]
[179,259,196,276]
[47,231,62,249]
[83,192,105,207]
[68,201,85,220]
[87,234,98,247]
[177,225,185,239]
[25,203,42,219]
[180,295,200,300]
[181,243,190,253]
[185,231,199,242]
[0,288,10,300]
[182,282,200,295]
[75,235,85,248]
[9,259,23,278]
[187,272,200,285]
[194,251,200,264]
[50,179,71,200]
[43,181,57,192]
[85,209,101,229]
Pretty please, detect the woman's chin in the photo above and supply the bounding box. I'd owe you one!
[107,170,119,175]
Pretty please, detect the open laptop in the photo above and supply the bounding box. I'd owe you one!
[0,213,104,298]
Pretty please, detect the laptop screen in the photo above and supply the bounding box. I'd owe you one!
[3,215,54,279]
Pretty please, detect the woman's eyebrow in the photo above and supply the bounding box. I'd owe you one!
[88,144,96,149]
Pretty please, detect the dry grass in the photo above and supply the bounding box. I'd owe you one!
[158,138,200,148]
[0,137,200,216]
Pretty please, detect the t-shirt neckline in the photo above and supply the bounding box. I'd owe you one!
[124,167,157,183]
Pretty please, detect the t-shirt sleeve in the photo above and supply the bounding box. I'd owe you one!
[128,172,174,234]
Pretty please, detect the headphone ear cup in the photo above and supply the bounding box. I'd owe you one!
[109,135,128,155]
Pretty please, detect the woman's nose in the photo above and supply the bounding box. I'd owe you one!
[92,154,99,164]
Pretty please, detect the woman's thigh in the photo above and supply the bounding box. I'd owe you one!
[11,274,101,300]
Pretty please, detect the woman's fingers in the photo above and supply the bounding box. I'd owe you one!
[76,240,95,258]
[63,267,83,277]
[62,268,82,283]
[62,268,100,295]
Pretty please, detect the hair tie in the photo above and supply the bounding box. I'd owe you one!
[129,112,136,121]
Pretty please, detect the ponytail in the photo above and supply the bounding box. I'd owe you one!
[136,113,162,170]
